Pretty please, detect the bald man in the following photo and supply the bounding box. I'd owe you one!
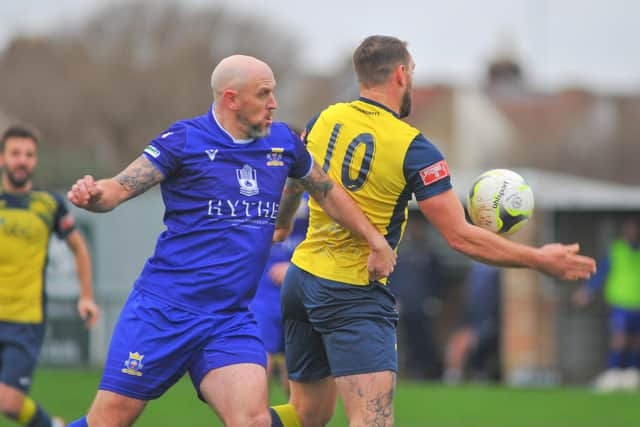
[66,55,396,427]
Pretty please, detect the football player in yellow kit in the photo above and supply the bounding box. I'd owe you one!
[269,35,596,427]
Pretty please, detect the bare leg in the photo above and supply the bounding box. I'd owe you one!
[335,371,395,427]
[289,377,338,427]
[199,363,271,427]
[86,390,147,427]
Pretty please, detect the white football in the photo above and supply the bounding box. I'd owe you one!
[466,169,534,234]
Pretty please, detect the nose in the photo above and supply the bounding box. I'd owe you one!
[268,94,277,110]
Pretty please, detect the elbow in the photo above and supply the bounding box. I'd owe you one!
[447,234,467,254]
[442,225,470,254]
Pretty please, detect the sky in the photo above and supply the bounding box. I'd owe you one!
[1,0,638,93]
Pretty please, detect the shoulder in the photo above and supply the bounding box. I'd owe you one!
[30,189,67,215]
[31,189,62,206]
[267,122,299,143]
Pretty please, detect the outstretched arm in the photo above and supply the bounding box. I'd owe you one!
[68,155,164,212]
[419,189,596,281]
[288,162,397,281]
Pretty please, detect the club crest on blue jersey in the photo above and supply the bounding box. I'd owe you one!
[266,147,284,166]
[121,352,144,377]
[236,164,259,196]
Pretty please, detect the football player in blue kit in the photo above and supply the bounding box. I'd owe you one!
[66,55,396,427]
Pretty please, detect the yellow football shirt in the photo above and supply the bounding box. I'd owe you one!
[0,188,75,323]
[291,98,452,285]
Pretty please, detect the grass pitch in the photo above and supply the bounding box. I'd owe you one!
[1,367,635,427]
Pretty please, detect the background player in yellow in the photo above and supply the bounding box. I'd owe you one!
[270,35,597,427]
[0,125,100,427]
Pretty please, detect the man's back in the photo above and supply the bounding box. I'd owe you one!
[292,97,449,285]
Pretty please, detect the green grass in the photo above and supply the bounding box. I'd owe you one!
[1,367,637,427]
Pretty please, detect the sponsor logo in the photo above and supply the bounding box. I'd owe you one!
[419,160,449,186]
[19,376,31,387]
[144,145,161,158]
[121,352,144,377]
[266,147,284,166]
[206,149,218,161]
[208,199,279,219]
[236,164,259,196]
[161,131,174,139]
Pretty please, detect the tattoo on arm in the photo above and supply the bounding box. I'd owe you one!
[115,155,164,199]
[300,162,333,201]
[275,178,305,228]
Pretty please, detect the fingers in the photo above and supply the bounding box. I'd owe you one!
[367,247,397,281]
[68,175,100,207]
[561,253,597,281]
[78,300,100,329]
[566,243,580,254]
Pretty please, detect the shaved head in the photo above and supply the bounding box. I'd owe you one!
[210,55,275,101]
[210,55,278,140]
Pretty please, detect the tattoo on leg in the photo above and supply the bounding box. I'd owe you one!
[364,390,394,427]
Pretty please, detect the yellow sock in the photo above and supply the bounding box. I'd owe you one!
[270,403,301,427]
[17,396,37,425]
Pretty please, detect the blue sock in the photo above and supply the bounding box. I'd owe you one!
[628,351,640,369]
[26,404,52,427]
[270,408,284,427]
[608,349,624,369]
[68,417,89,427]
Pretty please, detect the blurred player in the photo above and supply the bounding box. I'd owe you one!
[65,55,395,427]
[251,191,309,395]
[271,35,597,426]
[0,125,100,427]
[443,261,501,384]
[573,217,640,391]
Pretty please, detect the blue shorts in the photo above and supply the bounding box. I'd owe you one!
[99,288,266,400]
[610,306,640,334]
[281,264,399,381]
[251,302,284,354]
[0,321,46,393]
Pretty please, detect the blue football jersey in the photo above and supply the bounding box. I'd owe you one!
[134,106,313,313]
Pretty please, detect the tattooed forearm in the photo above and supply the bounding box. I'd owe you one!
[115,155,164,198]
[275,179,305,228]
[301,162,333,201]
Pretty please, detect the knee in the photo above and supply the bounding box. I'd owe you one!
[0,385,22,418]
[86,391,145,427]
[296,405,335,427]
[224,408,271,427]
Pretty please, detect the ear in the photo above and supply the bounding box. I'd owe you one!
[222,88,239,111]
[395,63,407,87]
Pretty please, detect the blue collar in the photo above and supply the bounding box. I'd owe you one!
[358,97,400,118]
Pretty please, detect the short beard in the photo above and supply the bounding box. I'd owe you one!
[399,89,412,119]
[237,111,271,139]
[6,169,31,189]
[246,124,271,139]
